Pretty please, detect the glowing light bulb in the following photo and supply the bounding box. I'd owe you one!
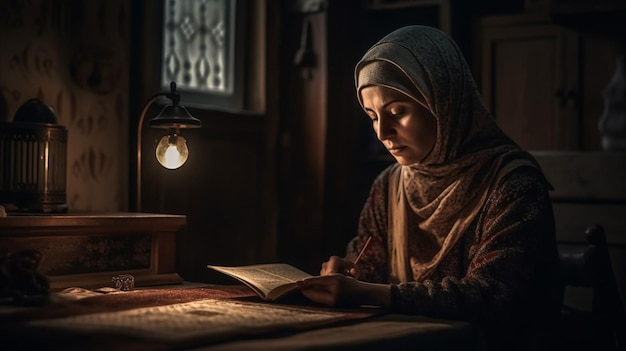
[155,132,189,169]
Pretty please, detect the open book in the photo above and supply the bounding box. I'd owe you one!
[207,263,313,301]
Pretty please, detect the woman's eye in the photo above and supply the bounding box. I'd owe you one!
[390,109,405,118]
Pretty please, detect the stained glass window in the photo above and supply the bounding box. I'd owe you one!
[162,0,243,110]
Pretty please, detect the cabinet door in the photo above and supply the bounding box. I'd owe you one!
[479,16,579,150]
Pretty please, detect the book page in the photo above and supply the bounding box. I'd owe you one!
[208,264,313,300]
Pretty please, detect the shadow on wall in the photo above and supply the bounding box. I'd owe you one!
[0,0,131,212]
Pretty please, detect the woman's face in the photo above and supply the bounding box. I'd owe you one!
[361,85,437,165]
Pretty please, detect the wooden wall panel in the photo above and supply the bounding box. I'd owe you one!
[534,151,626,309]
[140,112,273,284]
[533,151,626,201]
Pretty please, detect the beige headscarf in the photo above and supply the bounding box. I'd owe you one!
[355,26,545,283]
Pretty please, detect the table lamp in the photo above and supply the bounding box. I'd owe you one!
[136,81,201,211]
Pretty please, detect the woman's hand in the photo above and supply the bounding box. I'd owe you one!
[296,274,391,308]
[321,256,360,278]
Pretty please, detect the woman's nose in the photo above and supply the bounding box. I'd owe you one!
[376,117,394,141]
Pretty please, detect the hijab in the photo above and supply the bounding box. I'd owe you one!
[354,25,545,283]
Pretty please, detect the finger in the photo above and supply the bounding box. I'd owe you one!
[320,261,329,275]
[344,267,357,277]
[321,256,344,275]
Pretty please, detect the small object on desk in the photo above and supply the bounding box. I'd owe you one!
[0,205,6,217]
[112,274,135,291]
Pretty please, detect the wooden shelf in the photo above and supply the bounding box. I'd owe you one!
[0,212,187,290]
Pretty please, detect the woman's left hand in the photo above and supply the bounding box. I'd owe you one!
[296,274,391,308]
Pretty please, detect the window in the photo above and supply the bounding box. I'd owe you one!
[161,0,246,111]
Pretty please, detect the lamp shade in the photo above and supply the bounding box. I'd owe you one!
[148,104,201,129]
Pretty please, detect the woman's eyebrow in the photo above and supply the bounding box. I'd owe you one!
[364,98,405,111]
[383,99,404,107]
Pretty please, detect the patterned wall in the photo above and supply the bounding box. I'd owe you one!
[0,0,130,212]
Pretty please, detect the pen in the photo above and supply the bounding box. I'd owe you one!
[353,235,372,265]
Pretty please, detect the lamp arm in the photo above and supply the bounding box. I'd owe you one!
[136,93,166,212]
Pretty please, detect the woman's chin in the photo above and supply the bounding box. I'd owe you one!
[396,156,430,166]
[393,157,413,166]
[390,149,431,166]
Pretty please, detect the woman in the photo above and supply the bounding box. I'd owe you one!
[297,25,562,349]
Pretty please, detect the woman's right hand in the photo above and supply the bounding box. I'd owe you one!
[297,274,391,308]
[321,256,360,278]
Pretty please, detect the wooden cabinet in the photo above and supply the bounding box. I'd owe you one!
[0,213,186,290]
[478,14,580,150]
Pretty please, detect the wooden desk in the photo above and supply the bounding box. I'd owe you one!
[0,212,187,289]
[197,313,480,351]
[141,283,482,350]
[0,284,482,351]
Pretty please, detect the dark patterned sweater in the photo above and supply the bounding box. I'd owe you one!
[345,163,563,348]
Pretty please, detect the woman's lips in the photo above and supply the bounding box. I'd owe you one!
[388,146,406,155]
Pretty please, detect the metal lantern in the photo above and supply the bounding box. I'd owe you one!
[0,99,68,213]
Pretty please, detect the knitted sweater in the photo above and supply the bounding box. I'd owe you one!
[346,163,562,348]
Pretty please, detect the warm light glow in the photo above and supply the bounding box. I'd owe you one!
[155,132,189,169]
